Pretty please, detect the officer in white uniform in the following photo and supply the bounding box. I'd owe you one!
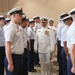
[67,8,75,75]
[34,17,55,75]
[26,18,29,27]
[19,16,28,75]
[48,18,57,29]
[27,19,36,72]
[48,18,57,54]
[0,15,5,75]
[57,13,69,42]
[3,18,11,31]
[33,16,42,32]
[57,13,69,75]
[5,18,11,25]
[4,6,24,75]
[33,16,42,66]
[61,15,73,75]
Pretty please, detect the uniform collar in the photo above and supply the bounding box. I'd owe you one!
[48,25,54,27]
[0,25,3,28]
[10,21,19,29]
[35,22,40,24]
[65,25,69,27]
[19,26,23,29]
[29,26,33,29]
[42,26,47,29]
[72,21,75,24]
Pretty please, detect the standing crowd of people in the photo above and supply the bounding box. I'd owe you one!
[0,6,75,75]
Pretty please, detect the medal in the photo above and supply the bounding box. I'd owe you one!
[44,30,49,35]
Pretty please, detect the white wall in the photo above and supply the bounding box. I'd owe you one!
[0,0,19,16]
[0,0,2,12]
[14,0,75,26]
[0,0,75,25]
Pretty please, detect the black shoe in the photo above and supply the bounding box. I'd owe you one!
[34,64,40,67]
[29,69,37,72]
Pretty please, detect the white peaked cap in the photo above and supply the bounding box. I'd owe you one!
[33,15,39,19]
[49,18,54,22]
[0,15,4,18]
[7,6,24,15]
[68,8,75,15]
[5,18,11,21]
[62,15,72,21]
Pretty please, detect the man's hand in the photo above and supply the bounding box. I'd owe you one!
[34,46,38,53]
[71,67,75,73]
[8,64,14,72]
[66,55,68,60]
[29,46,31,51]
[5,42,14,72]
[34,50,38,53]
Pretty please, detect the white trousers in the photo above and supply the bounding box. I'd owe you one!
[39,52,51,75]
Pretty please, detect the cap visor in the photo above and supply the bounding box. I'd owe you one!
[18,12,25,15]
[42,21,46,22]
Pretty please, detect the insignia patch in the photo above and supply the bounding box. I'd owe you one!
[44,30,49,35]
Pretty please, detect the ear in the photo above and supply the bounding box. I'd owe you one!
[13,14,16,17]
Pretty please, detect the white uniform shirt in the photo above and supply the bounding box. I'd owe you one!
[48,25,57,44]
[48,26,57,30]
[19,26,28,48]
[61,25,69,47]
[3,24,9,31]
[27,26,35,40]
[67,21,75,52]
[34,27,55,53]
[3,25,7,31]
[5,21,24,54]
[0,26,5,46]
[57,22,65,41]
[34,23,42,32]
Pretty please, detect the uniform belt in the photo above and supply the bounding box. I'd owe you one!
[12,54,22,57]
[30,39,34,41]
[0,46,5,47]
